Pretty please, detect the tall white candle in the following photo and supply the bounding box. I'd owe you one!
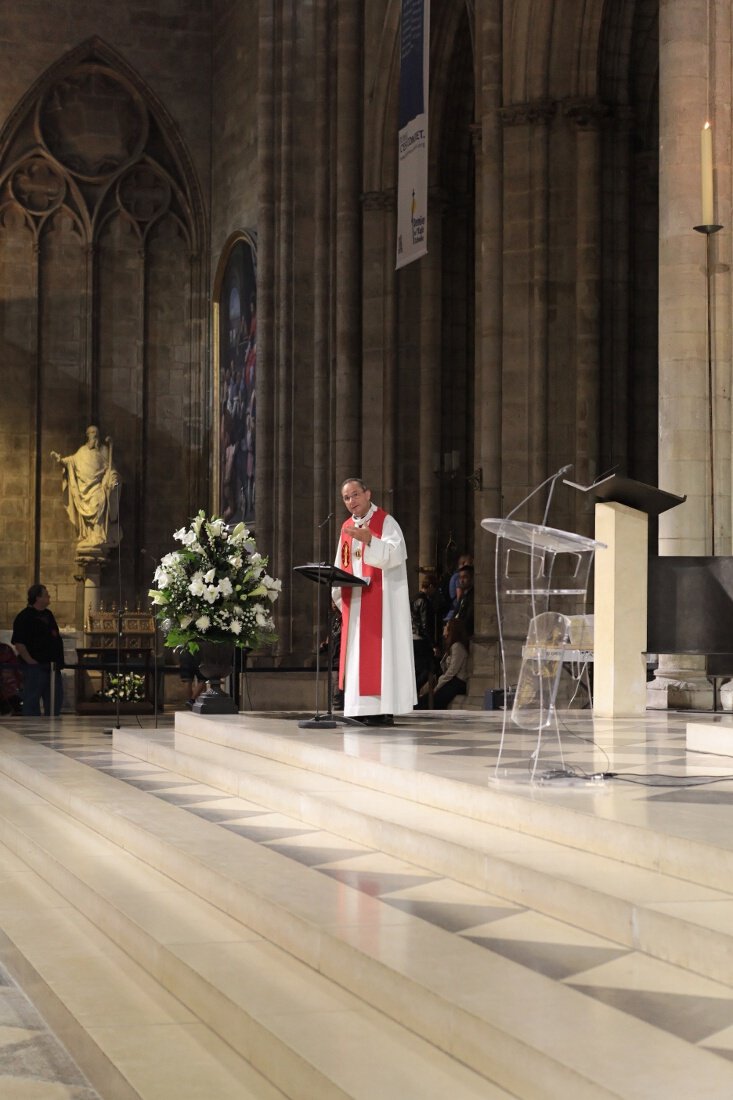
[701,122,714,225]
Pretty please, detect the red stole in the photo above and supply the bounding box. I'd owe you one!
[338,507,386,694]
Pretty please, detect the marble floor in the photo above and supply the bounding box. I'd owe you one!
[2,705,733,1097]
[0,955,101,1099]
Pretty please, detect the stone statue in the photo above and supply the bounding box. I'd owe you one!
[52,425,122,557]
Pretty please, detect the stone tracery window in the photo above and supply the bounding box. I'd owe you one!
[0,40,205,619]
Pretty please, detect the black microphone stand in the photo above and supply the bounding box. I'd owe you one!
[140,548,160,726]
[151,609,159,727]
[103,494,124,735]
[298,512,336,729]
[102,593,123,735]
[113,605,123,731]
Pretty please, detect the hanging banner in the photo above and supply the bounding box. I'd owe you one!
[396,0,429,269]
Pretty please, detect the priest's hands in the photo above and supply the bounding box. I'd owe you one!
[345,524,372,545]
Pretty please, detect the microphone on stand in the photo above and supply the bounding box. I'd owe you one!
[504,464,574,526]
[540,464,574,525]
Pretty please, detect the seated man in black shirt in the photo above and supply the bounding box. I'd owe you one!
[12,584,65,716]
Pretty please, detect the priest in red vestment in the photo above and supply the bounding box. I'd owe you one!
[332,478,416,725]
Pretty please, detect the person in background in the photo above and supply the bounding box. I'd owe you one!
[453,565,475,637]
[416,618,470,710]
[449,552,473,605]
[319,602,344,709]
[0,642,22,716]
[412,572,440,647]
[412,609,435,694]
[11,584,64,716]
[412,573,440,692]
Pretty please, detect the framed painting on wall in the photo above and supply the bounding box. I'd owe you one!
[213,231,257,526]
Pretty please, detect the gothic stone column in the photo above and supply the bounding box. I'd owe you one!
[564,97,608,490]
[652,0,727,708]
[467,0,503,706]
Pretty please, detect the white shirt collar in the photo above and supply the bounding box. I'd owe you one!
[353,503,376,527]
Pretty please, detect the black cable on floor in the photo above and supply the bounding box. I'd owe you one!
[602,771,733,788]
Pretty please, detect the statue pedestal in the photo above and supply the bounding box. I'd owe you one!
[79,560,103,638]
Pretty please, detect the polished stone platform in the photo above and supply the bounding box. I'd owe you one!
[688,714,733,759]
[0,707,732,1098]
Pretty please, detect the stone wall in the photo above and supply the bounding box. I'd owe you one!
[211,0,259,260]
[0,3,212,632]
[0,2,212,207]
[0,0,669,693]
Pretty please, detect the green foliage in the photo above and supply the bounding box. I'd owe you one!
[101,673,145,703]
[148,511,281,654]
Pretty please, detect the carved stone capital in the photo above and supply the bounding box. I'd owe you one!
[499,100,555,127]
[562,97,611,129]
[361,188,396,211]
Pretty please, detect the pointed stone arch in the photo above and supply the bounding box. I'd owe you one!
[503,0,606,103]
[0,37,208,625]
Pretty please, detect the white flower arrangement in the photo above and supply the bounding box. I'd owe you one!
[101,672,146,703]
[149,511,281,653]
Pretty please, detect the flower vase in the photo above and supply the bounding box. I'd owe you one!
[192,640,238,715]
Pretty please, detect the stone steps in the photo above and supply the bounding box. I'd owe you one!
[0,727,732,1097]
[0,830,285,1100]
[115,717,733,989]
[0,764,509,1100]
[166,713,733,892]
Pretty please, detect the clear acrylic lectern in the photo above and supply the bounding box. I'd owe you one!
[481,518,605,779]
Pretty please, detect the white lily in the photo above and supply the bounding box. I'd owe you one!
[189,573,206,596]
